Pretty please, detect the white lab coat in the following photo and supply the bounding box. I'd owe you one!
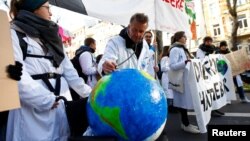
[235,75,243,87]
[7,29,92,141]
[79,52,98,88]
[98,35,151,74]
[196,48,206,59]
[169,47,193,109]
[147,46,157,78]
[160,56,173,99]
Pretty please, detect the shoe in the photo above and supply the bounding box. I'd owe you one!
[211,110,224,117]
[181,124,200,134]
[83,126,94,136]
[214,110,225,115]
[240,97,250,103]
[189,124,199,130]
[227,101,231,105]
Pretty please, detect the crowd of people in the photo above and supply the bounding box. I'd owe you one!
[0,0,249,140]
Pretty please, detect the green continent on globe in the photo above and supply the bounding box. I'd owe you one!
[217,59,228,75]
[90,75,128,139]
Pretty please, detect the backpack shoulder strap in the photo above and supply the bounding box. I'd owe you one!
[15,30,53,61]
[15,31,28,60]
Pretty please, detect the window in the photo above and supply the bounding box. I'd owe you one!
[209,3,219,17]
[213,24,221,36]
[230,0,247,6]
[237,0,247,6]
[238,14,248,29]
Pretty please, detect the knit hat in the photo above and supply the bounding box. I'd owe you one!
[20,0,48,12]
[219,41,228,47]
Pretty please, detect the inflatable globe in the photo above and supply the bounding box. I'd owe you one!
[86,69,167,141]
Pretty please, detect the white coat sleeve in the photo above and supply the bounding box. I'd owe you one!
[97,39,118,75]
[11,30,55,112]
[236,75,243,87]
[62,55,92,98]
[79,52,97,75]
[196,48,205,59]
[161,57,170,72]
[169,48,186,70]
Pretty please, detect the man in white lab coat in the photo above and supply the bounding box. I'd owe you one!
[98,13,152,75]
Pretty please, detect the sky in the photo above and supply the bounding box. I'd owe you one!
[0,0,99,31]
[50,5,99,31]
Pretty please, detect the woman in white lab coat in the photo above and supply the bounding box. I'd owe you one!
[169,31,200,134]
[160,46,174,110]
[7,0,91,140]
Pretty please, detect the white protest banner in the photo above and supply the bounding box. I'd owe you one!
[49,0,193,37]
[217,55,236,101]
[188,54,235,133]
[154,0,191,36]
[0,10,20,112]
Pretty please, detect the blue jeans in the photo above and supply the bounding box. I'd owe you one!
[233,77,245,100]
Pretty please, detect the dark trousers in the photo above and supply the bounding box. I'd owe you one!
[0,111,8,141]
[233,77,245,99]
[178,108,189,126]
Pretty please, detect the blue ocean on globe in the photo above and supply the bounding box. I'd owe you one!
[86,69,167,141]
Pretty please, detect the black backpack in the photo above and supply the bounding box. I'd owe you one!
[16,31,91,84]
[15,31,83,100]
[15,31,54,61]
[15,31,28,60]
[70,46,94,100]
[70,46,94,83]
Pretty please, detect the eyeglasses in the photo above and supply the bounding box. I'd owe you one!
[145,35,152,38]
[41,5,51,12]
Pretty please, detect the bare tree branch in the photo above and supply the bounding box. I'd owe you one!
[226,0,239,51]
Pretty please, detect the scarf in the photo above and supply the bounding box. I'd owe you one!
[119,28,143,59]
[13,10,64,68]
[199,43,215,55]
[217,49,230,54]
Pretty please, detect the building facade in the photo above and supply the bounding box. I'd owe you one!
[63,26,86,59]
[202,0,250,49]
[63,22,123,58]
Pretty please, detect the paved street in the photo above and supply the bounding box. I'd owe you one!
[157,92,250,141]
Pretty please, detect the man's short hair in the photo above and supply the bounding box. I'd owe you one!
[144,30,152,35]
[130,13,149,24]
[84,37,95,46]
[203,36,213,43]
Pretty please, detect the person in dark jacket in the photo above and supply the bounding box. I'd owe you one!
[217,41,250,103]
[196,37,225,117]
[196,36,216,59]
